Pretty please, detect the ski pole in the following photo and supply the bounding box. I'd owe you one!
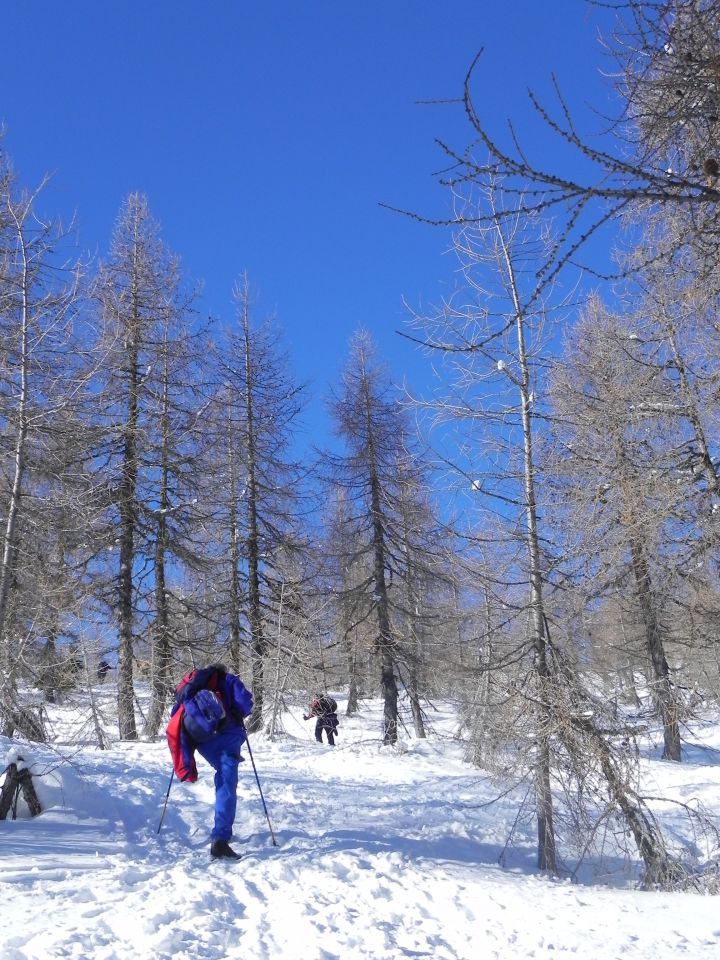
[243,730,278,847]
[157,769,174,834]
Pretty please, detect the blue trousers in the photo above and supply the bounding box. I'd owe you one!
[197,727,244,841]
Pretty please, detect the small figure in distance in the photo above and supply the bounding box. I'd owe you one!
[304,693,339,746]
[166,662,253,860]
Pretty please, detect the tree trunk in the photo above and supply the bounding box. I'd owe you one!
[401,509,426,739]
[573,712,682,888]
[228,438,243,673]
[243,301,266,734]
[370,460,398,743]
[145,500,170,737]
[466,591,494,766]
[145,360,172,738]
[0,761,42,819]
[0,213,30,726]
[116,274,140,741]
[346,624,360,715]
[629,537,681,761]
[497,218,557,874]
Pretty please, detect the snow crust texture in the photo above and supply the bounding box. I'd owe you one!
[2,696,720,959]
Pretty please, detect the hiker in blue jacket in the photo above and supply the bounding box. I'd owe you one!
[167,663,253,860]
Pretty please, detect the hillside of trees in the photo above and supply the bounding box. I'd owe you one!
[2,1,720,889]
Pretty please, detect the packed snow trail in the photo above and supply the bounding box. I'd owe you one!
[1,696,719,959]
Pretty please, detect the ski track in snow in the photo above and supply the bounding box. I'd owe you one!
[2,697,720,959]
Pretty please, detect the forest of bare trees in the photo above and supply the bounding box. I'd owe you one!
[2,1,720,889]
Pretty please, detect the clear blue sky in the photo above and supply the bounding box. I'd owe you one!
[1,1,616,443]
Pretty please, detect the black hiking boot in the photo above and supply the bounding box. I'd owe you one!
[210,839,241,860]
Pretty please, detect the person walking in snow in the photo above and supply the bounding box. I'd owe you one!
[303,693,339,746]
[166,662,253,860]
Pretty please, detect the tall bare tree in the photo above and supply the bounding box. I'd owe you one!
[207,275,307,732]
[142,297,210,738]
[408,187,562,869]
[92,193,196,739]
[549,297,691,760]
[325,331,439,745]
[0,168,86,737]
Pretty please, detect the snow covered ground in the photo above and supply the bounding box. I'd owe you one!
[1,691,719,959]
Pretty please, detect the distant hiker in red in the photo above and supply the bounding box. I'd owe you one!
[166,662,253,860]
[304,694,339,746]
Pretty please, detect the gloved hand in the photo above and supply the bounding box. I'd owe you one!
[303,714,309,721]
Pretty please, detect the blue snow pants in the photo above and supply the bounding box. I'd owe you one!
[196,726,245,841]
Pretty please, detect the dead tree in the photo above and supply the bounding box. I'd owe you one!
[0,758,42,820]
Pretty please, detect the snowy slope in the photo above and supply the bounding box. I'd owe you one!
[1,693,719,960]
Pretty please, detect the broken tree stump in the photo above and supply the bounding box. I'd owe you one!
[0,759,42,820]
